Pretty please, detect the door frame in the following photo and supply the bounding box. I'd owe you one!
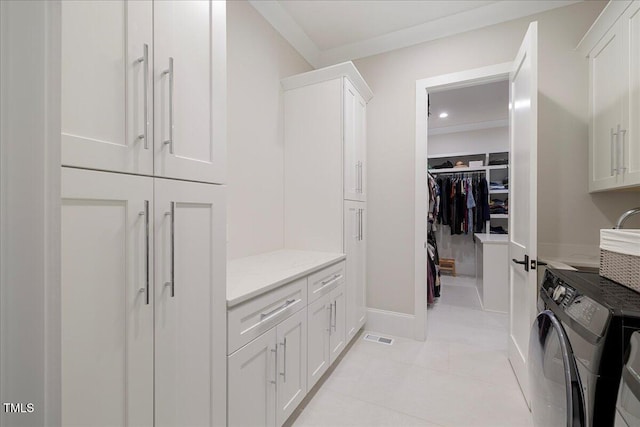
[413,62,512,341]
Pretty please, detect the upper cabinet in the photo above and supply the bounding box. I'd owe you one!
[343,78,367,201]
[579,0,640,192]
[61,0,226,184]
[283,62,373,253]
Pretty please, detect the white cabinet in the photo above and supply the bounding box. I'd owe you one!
[61,168,154,426]
[580,0,640,191]
[283,62,372,346]
[61,0,153,175]
[62,168,226,427]
[329,284,346,362]
[61,0,226,184]
[153,0,226,183]
[228,328,277,427]
[228,308,307,427]
[154,178,226,427]
[276,309,307,426]
[344,78,367,202]
[344,202,367,341]
[307,283,346,391]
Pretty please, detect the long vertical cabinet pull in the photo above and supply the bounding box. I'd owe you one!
[165,202,175,297]
[327,304,332,333]
[611,128,617,176]
[144,200,150,304]
[279,338,287,382]
[270,346,278,385]
[136,44,149,149]
[332,301,337,332]
[620,128,627,174]
[162,57,174,154]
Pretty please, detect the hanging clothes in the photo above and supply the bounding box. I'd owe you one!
[427,175,441,304]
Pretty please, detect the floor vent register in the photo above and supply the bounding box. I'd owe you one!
[363,334,394,345]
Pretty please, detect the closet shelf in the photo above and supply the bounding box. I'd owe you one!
[491,214,509,219]
[487,165,509,170]
[489,189,509,194]
[428,166,486,174]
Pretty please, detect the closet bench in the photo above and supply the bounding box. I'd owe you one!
[227,250,347,426]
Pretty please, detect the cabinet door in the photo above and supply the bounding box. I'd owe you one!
[329,283,346,364]
[589,20,625,191]
[307,294,331,390]
[622,2,640,187]
[61,168,153,427]
[154,179,226,427]
[344,202,367,342]
[344,78,366,201]
[61,1,153,175]
[228,329,277,427]
[154,0,226,184]
[276,309,307,426]
[355,87,367,200]
[355,205,367,332]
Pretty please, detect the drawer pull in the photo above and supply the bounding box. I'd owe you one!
[317,274,343,292]
[260,299,298,322]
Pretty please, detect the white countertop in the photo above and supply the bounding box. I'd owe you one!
[227,249,346,307]
[474,233,508,244]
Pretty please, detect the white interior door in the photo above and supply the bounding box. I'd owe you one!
[61,0,153,175]
[153,0,226,184]
[508,21,538,406]
[154,178,226,427]
[61,168,153,427]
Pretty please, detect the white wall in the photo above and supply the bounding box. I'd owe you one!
[355,1,640,315]
[227,0,312,260]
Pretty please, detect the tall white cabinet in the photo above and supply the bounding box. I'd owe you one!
[61,0,226,184]
[60,1,226,426]
[579,0,640,191]
[283,62,372,347]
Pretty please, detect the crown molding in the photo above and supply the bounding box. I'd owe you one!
[251,1,582,68]
[248,0,321,67]
[281,61,373,102]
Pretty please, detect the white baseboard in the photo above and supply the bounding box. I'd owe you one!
[365,308,415,339]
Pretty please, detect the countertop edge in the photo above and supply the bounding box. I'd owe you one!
[227,254,346,308]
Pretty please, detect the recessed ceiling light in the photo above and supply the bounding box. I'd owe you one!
[439,112,448,118]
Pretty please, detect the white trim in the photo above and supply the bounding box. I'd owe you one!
[318,1,579,66]
[365,308,416,340]
[281,61,373,102]
[576,0,632,56]
[249,0,579,68]
[415,62,513,343]
[248,0,321,67]
[429,119,508,136]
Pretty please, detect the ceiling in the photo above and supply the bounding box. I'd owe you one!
[428,80,509,134]
[249,0,581,68]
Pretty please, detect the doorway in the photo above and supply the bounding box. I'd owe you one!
[414,62,513,341]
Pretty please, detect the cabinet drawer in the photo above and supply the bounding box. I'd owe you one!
[228,278,307,355]
[307,261,345,304]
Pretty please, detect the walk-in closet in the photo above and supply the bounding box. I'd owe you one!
[426,80,511,313]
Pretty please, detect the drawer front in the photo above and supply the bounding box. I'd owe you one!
[228,278,307,355]
[307,261,345,304]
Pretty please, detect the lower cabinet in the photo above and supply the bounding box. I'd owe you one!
[307,283,346,390]
[344,201,367,342]
[228,308,307,427]
[61,168,226,427]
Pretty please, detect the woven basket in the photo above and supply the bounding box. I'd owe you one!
[600,249,640,292]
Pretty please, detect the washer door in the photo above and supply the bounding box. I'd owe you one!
[529,310,585,427]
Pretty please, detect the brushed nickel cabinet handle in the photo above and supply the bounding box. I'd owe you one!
[162,57,174,154]
[135,44,149,149]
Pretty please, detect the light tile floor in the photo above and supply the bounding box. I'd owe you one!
[291,276,533,427]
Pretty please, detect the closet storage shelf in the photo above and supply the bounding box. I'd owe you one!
[489,189,509,194]
[428,166,486,174]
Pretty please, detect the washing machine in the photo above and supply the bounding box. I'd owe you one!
[530,268,640,427]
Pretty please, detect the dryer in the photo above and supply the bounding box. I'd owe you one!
[530,268,640,427]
